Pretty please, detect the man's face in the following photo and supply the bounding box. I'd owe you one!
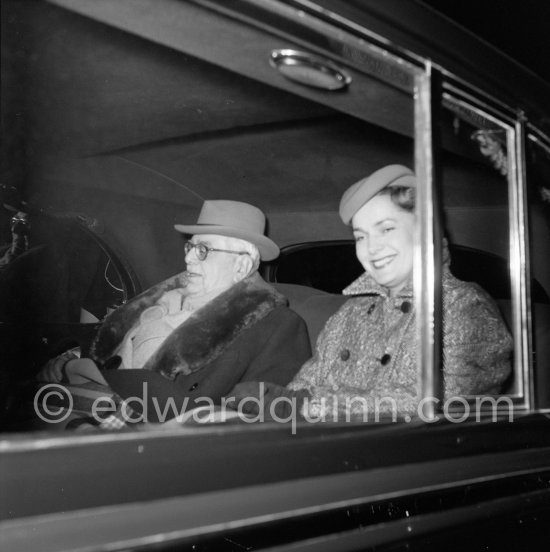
[184,234,239,296]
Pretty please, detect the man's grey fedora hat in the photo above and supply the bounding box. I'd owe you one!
[175,200,279,261]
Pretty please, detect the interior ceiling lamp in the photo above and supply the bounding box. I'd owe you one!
[270,49,351,91]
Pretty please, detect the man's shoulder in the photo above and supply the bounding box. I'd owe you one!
[258,303,307,326]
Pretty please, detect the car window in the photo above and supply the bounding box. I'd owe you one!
[433,89,525,407]
[0,213,139,325]
[0,0,425,435]
[0,0,544,441]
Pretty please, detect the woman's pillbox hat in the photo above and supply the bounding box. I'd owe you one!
[339,164,416,225]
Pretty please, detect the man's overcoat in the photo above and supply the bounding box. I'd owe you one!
[91,272,311,421]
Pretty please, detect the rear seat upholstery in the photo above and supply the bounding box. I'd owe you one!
[492,300,550,399]
[273,283,347,349]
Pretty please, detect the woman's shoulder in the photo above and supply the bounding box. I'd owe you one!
[442,269,502,317]
[325,295,379,328]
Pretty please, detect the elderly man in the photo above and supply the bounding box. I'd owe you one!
[38,200,311,427]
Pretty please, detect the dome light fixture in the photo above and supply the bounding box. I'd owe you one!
[270,49,351,91]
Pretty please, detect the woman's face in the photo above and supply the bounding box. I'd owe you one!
[352,193,415,296]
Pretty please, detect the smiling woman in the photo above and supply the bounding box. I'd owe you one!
[347,167,416,296]
[272,165,512,419]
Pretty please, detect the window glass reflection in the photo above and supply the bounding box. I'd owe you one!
[439,98,515,397]
[0,211,128,325]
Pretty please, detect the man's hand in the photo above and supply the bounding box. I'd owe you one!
[227,381,310,421]
[36,349,79,383]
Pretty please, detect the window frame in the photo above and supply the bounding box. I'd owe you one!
[433,81,533,412]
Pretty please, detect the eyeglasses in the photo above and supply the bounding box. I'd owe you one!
[184,241,250,261]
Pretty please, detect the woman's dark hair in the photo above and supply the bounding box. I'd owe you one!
[377,185,415,213]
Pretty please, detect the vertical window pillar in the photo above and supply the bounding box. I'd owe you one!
[414,61,443,419]
[510,114,533,407]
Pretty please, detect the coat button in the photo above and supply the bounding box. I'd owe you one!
[104,356,122,370]
[340,349,351,361]
[367,303,376,315]
[188,383,199,391]
[400,301,412,313]
[380,354,391,366]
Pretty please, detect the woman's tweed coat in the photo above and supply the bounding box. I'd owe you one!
[288,261,513,417]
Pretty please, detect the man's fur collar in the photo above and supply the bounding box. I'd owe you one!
[90,272,286,380]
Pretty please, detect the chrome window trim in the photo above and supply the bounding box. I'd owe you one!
[414,61,439,420]
[527,126,550,157]
[510,117,533,409]
[439,91,532,410]
[442,85,517,126]
[441,79,521,123]
[264,0,427,66]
